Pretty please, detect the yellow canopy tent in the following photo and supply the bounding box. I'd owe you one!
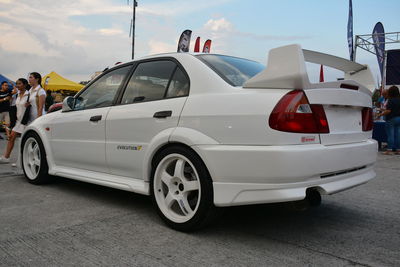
[42,71,84,93]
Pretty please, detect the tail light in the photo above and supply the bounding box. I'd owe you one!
[269,90,329,133]
[362,107,373,131]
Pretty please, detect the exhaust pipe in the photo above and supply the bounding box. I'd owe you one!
[305,188,322,207]
[290,188,322,211]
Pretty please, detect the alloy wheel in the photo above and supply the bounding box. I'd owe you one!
[153,154,201,223]
[23,137,41,180]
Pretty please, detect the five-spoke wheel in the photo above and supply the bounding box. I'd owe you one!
[154,154,201,223]
[21,132,51,184]
[23,137,42,179]
[151,146,217,231]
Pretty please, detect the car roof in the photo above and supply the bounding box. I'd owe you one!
[108,52,261,72]
[104,53,198,72]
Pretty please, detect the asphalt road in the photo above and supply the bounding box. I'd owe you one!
[0,137,399,266]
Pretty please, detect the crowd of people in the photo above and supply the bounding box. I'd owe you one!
[0,72,51,165]
[375,85,400,155]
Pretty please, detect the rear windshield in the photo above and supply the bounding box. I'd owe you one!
[196,54,265,86]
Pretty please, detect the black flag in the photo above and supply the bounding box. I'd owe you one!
[177,30,192,52]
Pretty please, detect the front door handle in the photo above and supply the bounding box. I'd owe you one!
[153,110,172,118]
[89,115,102,122]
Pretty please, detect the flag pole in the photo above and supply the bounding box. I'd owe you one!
[131,0,137,60]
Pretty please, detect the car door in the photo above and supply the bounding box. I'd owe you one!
[105,59,190,179]
[50,65,132,172]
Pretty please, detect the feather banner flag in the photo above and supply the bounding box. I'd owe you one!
[194,37,200,52]
[202,39,212,53]
[177,30,192,52]
[319,65,324,82]
[347,0,354,61]
[372,22,385,79]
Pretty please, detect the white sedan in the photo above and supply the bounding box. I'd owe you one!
[20,44,377,231]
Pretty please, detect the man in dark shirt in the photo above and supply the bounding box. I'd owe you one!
[376,86,400,154]
[385,97,400,121]
[45,90,54,111]
[0,81,11,139]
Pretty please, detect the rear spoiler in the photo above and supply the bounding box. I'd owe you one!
[243,44,375,96]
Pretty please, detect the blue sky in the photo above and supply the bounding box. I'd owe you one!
[0,0,399,83]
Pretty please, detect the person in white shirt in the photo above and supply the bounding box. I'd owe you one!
[0,78,31,163]
[28,72,46,120]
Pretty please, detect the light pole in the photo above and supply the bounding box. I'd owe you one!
[131,0,137,60]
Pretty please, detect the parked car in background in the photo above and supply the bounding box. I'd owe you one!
[47,103,63,113]
[20,44,377,231]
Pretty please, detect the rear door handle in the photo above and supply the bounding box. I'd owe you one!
[89,115,102,122]
[153,110,172,118]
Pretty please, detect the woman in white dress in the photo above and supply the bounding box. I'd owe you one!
[0,78,31,163]
[0,73,46,164]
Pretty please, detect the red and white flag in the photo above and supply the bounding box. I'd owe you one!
[319,65,324,82]
[202,39,212,53]
[194,37,200,52]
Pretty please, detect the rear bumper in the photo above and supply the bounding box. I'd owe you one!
[192,139,377,207]
[212,166,375,206]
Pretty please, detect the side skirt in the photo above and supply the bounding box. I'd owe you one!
[50,166,150,195]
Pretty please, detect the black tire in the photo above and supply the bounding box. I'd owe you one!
[21,131,52,185]
[150,145,219,232]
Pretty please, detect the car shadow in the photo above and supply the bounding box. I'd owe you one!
[38,176,370,236]
[42,176,152,208]
[198,199,374,248]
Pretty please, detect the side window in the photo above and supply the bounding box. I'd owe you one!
[74,66,131,110]
[121,61,176,104]
[166,67,189,98]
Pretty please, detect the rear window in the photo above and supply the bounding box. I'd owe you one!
[196,54,265,86]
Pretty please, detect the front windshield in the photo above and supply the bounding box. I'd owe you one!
[196,54,265,86]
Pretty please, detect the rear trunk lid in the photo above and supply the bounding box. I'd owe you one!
[305,87,372,145]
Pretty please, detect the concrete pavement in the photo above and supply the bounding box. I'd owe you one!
[0,133,21,176]
[0,135,399,266]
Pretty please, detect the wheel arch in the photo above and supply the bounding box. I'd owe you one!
[150,142,198,169]
[143,127,219,185]
[145,142,212,184]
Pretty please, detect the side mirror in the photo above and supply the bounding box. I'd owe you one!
[62,96,74,112]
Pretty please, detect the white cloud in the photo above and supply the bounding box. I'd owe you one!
[73,40,90,47]
[148,40,176,54]
[138,0,232,17]
[0,23,61,57]
[97,28,124,36]
[0,0,235,81]
[195,17,313,57]
[0,0,134,81]
[204,18,234,32]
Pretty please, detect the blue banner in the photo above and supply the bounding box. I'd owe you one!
[372,22,385,78]
[0,74,14,90]
[347,0,354,61]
